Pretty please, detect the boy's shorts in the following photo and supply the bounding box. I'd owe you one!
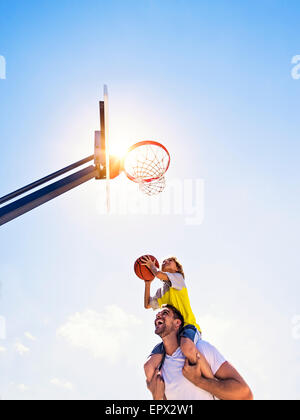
[150,325,202,356]
[179,324,201,343]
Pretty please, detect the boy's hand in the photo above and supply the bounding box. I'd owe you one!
[141,256,157,273]
[141,256,169,283]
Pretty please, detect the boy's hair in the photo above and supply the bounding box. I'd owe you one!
[163,304,184,329]
[169,256,185,279]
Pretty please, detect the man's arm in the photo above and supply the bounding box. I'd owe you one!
[146,368,166,400]
[202,362,253,400]
[183,357,253,401]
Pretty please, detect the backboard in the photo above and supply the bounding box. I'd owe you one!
[94,87,170,205]
[95,85,111,212]
[103,85,110,212]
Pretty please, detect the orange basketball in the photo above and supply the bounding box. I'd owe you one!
[134,255,159,281]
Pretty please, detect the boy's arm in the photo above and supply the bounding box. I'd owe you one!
[144,280,161,310]
[150,265,171,284]
[144,280,152,309]
[141,257,171,284]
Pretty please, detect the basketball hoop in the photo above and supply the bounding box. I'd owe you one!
[138,176,166,196]
[123,141,170,196]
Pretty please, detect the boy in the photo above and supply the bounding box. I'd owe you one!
[142,256,213,381]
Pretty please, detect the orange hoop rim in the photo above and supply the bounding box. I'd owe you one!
[123,140,171,183]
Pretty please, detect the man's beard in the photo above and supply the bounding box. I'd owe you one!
[155,324,171,338]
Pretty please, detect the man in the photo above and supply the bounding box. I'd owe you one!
[145,305,253,400]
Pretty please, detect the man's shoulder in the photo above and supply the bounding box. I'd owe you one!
[151,342,165,355]
[196,339,227,375]
[196,339,214,351]
[196,339,220,355]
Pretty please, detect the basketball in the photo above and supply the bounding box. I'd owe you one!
[134,255,159,281]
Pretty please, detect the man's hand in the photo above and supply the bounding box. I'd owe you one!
[147,368,165,400]
[182,353,203,386]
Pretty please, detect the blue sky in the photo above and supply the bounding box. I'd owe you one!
[0,0,300,400]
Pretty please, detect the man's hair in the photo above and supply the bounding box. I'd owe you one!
[163,304,184,329]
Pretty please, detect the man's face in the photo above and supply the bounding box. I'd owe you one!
[154,307,178,337]
[161,258,177,273]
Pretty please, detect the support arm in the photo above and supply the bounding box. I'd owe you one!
[0,165,97,226]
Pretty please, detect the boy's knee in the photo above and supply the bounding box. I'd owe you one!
[180,337,198,363]
[181,337,195,352]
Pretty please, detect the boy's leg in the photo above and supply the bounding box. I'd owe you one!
[180,326,214,379]
[196,352,214,379]
[180,336,198,365]
[180,337,214,379]
[180,325,200,365]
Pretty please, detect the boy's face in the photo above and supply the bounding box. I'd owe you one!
[161,258,177,273]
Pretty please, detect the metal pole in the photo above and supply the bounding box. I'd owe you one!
[0,155,94,206]
[0,165,97,226]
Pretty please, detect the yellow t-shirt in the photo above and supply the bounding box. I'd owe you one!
[150,272,201,333]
